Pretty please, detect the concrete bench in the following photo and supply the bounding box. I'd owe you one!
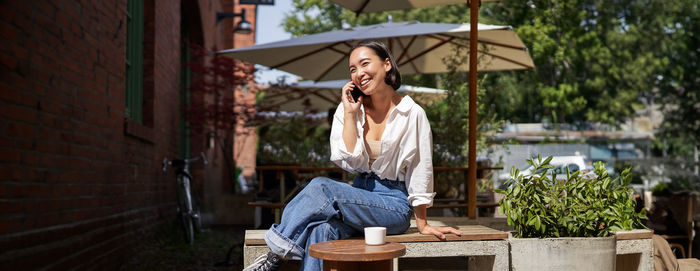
[614,229,654,271]
[421,217,655,271]
[243,217,654,271]
[244,219,510,271]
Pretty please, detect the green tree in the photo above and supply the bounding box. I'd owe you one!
[654,0,699,157]
[427,43,502,166]
[482,0,668,126]
[257,117,333,167]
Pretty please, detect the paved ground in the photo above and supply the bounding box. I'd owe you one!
[119,221,246,270]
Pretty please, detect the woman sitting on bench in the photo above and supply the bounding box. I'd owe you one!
[244,40,462,271]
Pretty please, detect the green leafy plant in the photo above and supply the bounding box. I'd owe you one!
[495,155,647,238]
[651,182,672,197]
[257,116,333,167]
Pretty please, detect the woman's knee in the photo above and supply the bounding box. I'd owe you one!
[293,177,333,200]
[305,177,337,192]
[309,176,335,185]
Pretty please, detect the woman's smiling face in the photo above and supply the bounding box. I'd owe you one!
[349,46,392,96]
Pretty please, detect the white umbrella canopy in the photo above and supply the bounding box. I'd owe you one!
[330,0,499,14]
[218,21,533,82]
[259,80,447,113]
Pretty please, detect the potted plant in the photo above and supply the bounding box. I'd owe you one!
[495,156,647,271]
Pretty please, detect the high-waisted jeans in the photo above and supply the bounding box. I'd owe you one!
[263,173,413,271]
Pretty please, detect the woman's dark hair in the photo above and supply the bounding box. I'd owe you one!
[350,40,402,90]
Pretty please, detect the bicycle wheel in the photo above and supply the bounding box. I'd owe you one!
[178,174,195,245]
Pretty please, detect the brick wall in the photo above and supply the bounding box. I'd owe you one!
[0,0,253,268]
[200,0,259,226]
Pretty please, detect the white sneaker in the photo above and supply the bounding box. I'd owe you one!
[243,251,284,271]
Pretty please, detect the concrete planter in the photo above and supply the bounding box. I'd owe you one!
[509,233,617,271]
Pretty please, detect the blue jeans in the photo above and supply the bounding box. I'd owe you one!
[264,173,413,271]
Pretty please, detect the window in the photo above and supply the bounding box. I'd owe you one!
[125,0,144,123]
[567,164,580,173]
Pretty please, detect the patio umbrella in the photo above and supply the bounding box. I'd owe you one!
[258,80,447,113]
[218,21,533,82]
[328,0,506,219]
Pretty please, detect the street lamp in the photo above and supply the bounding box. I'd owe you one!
[216,9,252,34]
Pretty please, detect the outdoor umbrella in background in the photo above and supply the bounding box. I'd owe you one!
[218,21,533,81]
[329,0,511,219]
[258,79,447,114]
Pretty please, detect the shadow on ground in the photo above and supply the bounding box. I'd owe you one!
[119,221,246,270]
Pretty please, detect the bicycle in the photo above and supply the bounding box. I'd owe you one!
[162,152,207,245]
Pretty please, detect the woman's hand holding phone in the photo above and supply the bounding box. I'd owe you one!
[341,81,362,114]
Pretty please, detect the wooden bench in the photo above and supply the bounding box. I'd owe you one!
[248,201,286,227]
[244,222,510,271]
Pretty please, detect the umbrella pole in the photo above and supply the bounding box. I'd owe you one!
[467,0,479,219]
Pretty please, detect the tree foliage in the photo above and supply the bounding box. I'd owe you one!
[481,0,673,125]
[427,43,502,166]
[653,0,699,154]
[257,117,332,167]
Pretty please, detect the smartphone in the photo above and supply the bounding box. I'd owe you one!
[350,85,367,103]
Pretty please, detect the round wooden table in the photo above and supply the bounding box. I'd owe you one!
[309,239,406,271]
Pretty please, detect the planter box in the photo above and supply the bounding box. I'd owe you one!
[509,233,617,271]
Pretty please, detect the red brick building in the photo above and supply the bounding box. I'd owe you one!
[0,0,258,268]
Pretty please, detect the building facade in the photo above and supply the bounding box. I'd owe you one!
[0,0,257,268]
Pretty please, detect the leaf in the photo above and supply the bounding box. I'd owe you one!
[543,156,553,165]
[527,214,536,226]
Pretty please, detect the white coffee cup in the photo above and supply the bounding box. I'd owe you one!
[364,227,386,245]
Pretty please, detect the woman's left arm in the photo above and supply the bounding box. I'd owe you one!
[414,204,462,239]
[407,108,461,239]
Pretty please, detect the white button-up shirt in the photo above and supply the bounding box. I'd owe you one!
[330,96,436,207]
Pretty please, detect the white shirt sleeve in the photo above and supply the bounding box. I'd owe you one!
[405,108,436,207]
[329,103,366,173]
